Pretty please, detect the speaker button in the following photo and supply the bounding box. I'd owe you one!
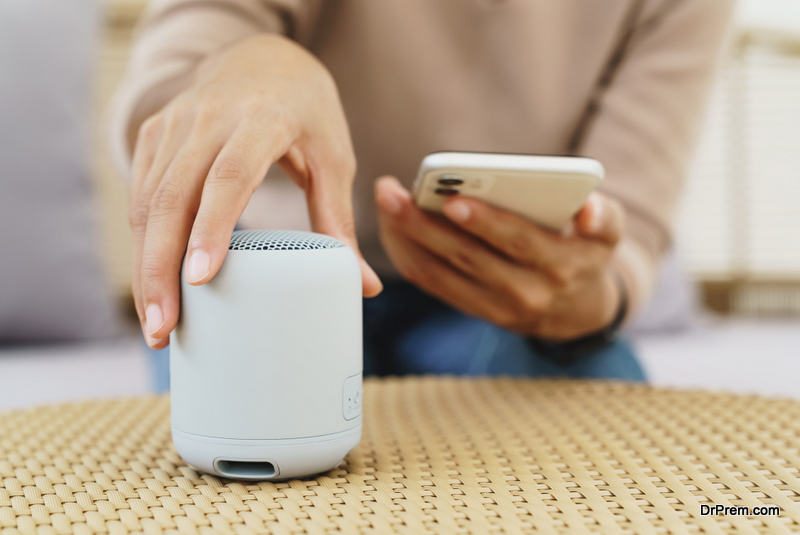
[342,374,363,421]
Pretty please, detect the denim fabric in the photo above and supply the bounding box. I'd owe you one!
[148,280,645,392]
[362,280,645,380]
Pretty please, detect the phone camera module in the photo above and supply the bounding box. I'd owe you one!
[434,188,460,196]
[437,176,464,186]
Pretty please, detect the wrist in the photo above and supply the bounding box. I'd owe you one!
[597,266,625,333]
[527,272,628,365]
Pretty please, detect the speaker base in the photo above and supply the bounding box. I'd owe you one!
[172,426,362,481]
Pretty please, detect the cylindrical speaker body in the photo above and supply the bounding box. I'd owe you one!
[170,230,363,480]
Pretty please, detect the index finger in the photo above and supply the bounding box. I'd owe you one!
[441,197,563,269]
[300,140,383,298]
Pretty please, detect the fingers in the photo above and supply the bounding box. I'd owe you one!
[129,115,162,207]
[304,143,383,297]
[375,176,550,295]
[137,133,223,341]
[130,103,205,346]
[183,125,290,288]
[440,195,564,270]
[374,175,411,218]
[375,176,626,336]
[130,114,191,347]
[574,192,624,245]
[377,211,512,323]
[124,32,383,346]
[129,118,162,346]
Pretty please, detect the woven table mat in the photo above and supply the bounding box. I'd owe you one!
[1,378,800,534]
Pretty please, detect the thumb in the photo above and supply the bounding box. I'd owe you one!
[304,167,383,298]
[576,192,624,245]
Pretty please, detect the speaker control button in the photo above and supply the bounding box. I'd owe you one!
[342,374,363,421]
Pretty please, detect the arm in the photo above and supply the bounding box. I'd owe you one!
[375,0,734,340]
[577,0,735,314]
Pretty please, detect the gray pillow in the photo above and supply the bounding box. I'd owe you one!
[0,0,120,343]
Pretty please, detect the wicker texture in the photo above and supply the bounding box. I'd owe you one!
[1,378,800,534]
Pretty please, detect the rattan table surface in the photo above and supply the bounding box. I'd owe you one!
[1,377,799,535]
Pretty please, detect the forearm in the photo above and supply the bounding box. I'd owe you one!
[577,0,734,317]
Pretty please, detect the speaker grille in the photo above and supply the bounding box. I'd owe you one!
[228,230,345,251]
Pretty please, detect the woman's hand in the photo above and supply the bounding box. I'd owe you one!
[129,34,382,349]
[375,176,625,341]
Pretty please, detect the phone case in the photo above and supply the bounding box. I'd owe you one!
[412,152,604,230]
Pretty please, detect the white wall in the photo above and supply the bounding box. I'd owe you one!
[737,0,800,34]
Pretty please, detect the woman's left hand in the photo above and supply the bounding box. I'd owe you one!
[375,175,625,341]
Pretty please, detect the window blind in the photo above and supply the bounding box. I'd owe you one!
[677,32,800,280]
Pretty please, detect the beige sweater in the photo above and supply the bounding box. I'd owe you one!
[112,0,734,314]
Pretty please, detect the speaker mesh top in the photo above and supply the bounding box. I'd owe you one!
[228,230,345,251]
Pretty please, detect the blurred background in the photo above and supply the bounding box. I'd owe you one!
[1,0,798,409]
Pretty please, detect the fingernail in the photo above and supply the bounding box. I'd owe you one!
[380,193,402,216]
[590,195,604,232]
[145,303,165,336]
[367,262,383,293]
[146,334,163,348]
[443,201,471,223]
[186,249,211,283]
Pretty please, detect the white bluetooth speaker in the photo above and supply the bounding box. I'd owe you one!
[170,230,363,480]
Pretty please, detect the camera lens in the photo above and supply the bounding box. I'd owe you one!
[437,176,463,186]
[435,188,460,196]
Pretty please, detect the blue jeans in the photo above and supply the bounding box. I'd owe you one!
[361,280,644,379]
[147,280,644,392]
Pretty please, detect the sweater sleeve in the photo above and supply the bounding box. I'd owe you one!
[575,0,734,316]
[109,0,321,176]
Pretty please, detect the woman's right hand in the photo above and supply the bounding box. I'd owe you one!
[128,33,382,349]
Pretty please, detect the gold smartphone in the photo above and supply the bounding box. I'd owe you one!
[412,151,603,230]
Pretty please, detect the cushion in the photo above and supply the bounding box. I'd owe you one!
[0,0,120,343]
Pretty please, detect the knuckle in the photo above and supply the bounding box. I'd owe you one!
[506,231,532,260]
[551,263,578,288]
[517,288,553,316]
[128,200,150,230]
[246,99,293,133]
[163,158,196,185]
[194,97,223,128]
[510,288,537,318]
[160,108,184,138]
[492,306,520,330]
[209,156,249,184]
[150,181,187,215]
[137,115,162,146]
[140,259,164,285]
[242,96,270,118]
[166,96,194,121]
[448,244,480,275]
[499,280,552,322]
[338,217,357,241]
[167,103,187,122]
